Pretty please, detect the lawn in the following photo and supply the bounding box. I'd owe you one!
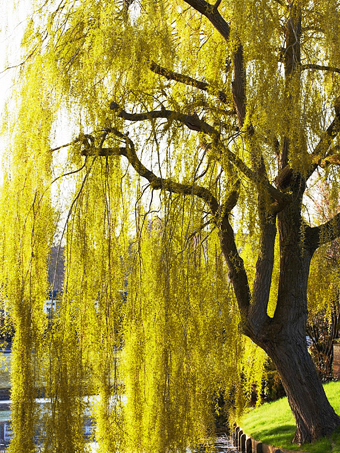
[240,381,340,453]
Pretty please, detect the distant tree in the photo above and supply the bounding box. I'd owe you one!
[2,0,340,450]
[307,181,340,379]
[307,301,340,379]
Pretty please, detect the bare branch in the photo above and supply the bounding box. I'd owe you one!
[232,44,247,127]
[81,147,128,158]
[150,61,232,106]
[50,134,94,152]
[0,46,40,75]
[301,64,340,74]
[50,138,81,152]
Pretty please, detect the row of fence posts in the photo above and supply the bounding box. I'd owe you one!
[232,425,285,453]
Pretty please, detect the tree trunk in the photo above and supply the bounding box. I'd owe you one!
[244,201,340,444]
[263,327,340,444]
[256,203,340,443]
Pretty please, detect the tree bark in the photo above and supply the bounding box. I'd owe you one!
[262,324,340,444]
[243,201,340,444]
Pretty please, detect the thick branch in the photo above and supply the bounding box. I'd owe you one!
[183,0,230,41]
[250,213,276,334]
[110,102,288,209]
[284,2,301,78]
[307,99,340,179]
[94,127,220,213]
[232,44,247,127]
[110,102,218,136]
[248,160,277,333]
[306,213,340,252]
[81,128,252,319]
[221,180,240,213]
[301,64,340,74]
[210,181,250,318]
[219,214,251,318]
[81,146,127,158]
[150,61,232,106]
[182,0,246,126]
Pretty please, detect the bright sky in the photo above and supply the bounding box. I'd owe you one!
[0,2,31,147]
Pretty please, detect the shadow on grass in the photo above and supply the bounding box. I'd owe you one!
[251,424,298,450]
[242,382,340,453]
[249,423,340,453]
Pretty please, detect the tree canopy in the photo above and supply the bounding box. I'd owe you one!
[2,0,340,451]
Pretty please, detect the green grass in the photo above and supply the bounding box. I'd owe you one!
[241,381,340,453]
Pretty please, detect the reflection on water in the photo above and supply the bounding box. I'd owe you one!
[0,395,122,451]
[0,410,238,452]
[0,355,238,452]
[0,407,95,451]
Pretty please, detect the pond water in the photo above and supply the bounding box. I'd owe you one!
[0,354,240,452]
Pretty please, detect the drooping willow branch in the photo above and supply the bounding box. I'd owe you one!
[54,127,252,316]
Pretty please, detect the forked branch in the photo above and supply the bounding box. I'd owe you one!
[183,0,230,41]
[109,102,288,209]
[83,127,220,213]
[53,127,251,318]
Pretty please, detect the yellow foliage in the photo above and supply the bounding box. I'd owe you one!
[1,0,340,450]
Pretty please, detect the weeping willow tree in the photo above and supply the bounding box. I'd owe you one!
[2,0,340,449]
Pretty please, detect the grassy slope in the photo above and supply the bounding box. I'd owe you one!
[240,381,340,453]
